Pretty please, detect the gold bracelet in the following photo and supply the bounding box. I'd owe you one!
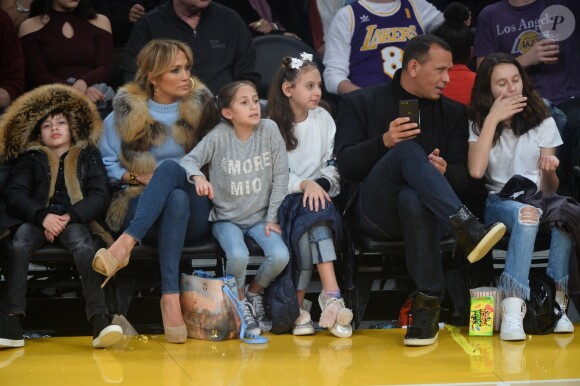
[129,172,139,185]
[16,0,30,13]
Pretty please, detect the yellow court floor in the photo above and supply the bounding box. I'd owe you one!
[1,326,579,386]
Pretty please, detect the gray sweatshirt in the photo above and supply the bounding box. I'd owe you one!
[180,119,289,227]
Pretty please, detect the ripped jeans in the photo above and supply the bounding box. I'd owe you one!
[295,222,336,291]
[484,194,573,300]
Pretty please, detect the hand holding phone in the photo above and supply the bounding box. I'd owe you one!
[383,99,421,148]
[399,99,420,127]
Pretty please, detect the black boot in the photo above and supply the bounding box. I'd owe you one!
[91,314,123,349]
[449,205,506,264]
[404,292,440,346]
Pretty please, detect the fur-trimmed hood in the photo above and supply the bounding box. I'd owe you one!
[0,84,102,163]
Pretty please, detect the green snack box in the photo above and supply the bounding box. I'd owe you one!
[469,296,494,336]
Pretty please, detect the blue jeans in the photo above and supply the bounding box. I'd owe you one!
[296,223,336,291]
[352,141,463,301]
[4,223,107,320]
[123,160,211,294]
[484,194,572,300]
[212,220,289,290]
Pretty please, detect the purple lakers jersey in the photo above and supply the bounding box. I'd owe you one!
[349,0,424,87]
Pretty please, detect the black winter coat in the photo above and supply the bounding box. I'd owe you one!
[0,146,110,235]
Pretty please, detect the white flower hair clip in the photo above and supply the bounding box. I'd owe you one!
[290,57,303,70]
[300,52,313,62]
[289,52,314,70]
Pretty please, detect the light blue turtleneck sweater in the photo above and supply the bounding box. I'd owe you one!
[99,99,186,181]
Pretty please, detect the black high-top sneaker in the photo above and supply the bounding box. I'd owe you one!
[449,205,506,263]
[404,293,440,347]
[0,314,24,348]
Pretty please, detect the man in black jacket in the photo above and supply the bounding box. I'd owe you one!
[120,0,260,95]
[335,34,506,347]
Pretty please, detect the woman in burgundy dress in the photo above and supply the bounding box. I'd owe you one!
[18,0,113,113]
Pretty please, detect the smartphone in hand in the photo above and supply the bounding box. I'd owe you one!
[399,99,420,128]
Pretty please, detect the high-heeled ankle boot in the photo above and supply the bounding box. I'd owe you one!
[449,205,506,263]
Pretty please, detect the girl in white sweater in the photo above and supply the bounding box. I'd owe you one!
[267,53,353,338]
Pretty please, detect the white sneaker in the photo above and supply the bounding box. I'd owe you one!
[500,297,526,341]
[554,291,574,333]
[318,292,353,338]
[293,309,315,336]
[93,325,124,349]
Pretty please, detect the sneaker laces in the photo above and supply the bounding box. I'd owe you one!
[251,295,267,321]
[242,300,256,320]
[503,312,523,330]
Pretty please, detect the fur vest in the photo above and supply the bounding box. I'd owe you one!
[105,77,212,231]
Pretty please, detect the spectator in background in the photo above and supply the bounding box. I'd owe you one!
[91,0,164,47]
[0,9,25,113]
[268,0,313,48]
[432,2,474,105]
[317,0,345,36]
[18,0,114,116]
[0,0,31,27]
[120,0,259,95]
[323,0,443,95]
[214,0,294,38]
[311,0,344,56]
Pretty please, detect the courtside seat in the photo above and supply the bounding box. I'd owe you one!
[343,232,457,327]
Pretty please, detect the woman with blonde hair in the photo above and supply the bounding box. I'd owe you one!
[94,39,213,343]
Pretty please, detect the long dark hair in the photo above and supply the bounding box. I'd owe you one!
[30,0,97,20]
[432,3,473,64]
[468,53,548,145]
[197,80,258,140]
[266,56,327,151]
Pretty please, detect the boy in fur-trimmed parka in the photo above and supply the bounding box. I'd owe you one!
[0,84,123,349]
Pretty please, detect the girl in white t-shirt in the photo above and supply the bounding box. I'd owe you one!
[467,53,574,341]
[266,53,353,338]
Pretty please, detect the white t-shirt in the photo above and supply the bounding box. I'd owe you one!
[468,117,562,193]
[287,106,341,197]
[323,0,443,94]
